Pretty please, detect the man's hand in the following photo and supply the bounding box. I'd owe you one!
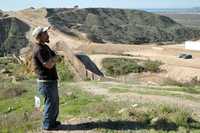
[51,56,58,63]
[43,56,58,69]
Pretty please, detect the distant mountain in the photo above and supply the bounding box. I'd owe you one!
[153,8,200,28]
[47,8,200,44]
[145,7,200,13]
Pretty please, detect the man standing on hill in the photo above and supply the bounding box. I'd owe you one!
[32,26,61,130]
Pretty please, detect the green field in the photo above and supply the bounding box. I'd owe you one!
[1,57,200,133]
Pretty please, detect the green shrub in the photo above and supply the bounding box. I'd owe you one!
[57,58,74,82]
[143,60,163,72]
[127,104,199,130]
[172,110,190,127]
[159,105,175,114]
[102,58,144,76]
[102,58,162,76]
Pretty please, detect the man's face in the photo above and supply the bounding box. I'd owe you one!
[39,31,50,43]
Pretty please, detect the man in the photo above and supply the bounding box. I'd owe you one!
[32,26,61,130]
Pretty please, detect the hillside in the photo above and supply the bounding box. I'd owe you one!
[1,8,200,56]
[0,16,30,56]
[47,8,200,44]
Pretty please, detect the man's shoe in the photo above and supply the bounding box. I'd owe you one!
[43,126,58,131]
[42,121,61,130]
[55,121,61,126]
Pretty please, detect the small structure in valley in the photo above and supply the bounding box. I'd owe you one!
[185,41,200,51]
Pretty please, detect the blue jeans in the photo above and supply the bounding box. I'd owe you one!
[37,80,59,129]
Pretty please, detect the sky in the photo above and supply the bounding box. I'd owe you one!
[1,0,200,11]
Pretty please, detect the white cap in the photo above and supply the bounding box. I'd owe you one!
[32,26,50,38]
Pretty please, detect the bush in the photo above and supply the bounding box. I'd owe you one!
[102,58,162,76]
[172,111,191,127]
[102,58,144,76]
[57,57,74,82]
[127,104,199,130]
[0,57,33,80]
[143,60,163,73]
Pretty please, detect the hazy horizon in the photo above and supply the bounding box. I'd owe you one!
[1,0,200,11]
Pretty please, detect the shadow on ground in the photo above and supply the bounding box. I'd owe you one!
[56,120,178,131]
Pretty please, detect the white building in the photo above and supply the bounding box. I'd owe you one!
[185,41,200,51]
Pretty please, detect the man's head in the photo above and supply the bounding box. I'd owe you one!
[32,26,50,44]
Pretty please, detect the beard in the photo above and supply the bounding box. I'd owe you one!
[46,39,50,43]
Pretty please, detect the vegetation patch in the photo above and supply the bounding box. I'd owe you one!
[143,59,163,73]
[56,57,74,82]
[1,57,200,132]
[0,80,40,132]
[108,84,200,101]
[109,87,131,93]
[1,87,27,100]
[102,58,162,76]
[56,82,104,119]
[162,77,200,95]
[124,104,200,131]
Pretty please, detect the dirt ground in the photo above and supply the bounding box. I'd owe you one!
[84,43,200,83]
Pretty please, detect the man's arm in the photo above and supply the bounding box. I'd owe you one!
[37,48,58,69]
[43,56,58,69]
